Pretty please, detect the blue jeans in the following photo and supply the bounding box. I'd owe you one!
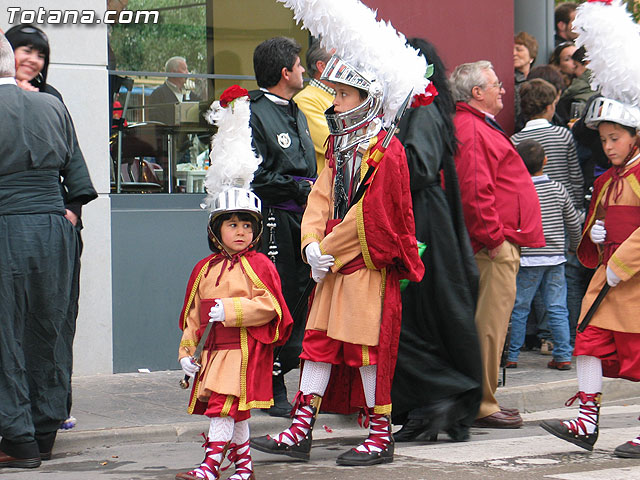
[508,264,573,362]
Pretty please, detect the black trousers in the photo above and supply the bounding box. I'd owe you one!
[0,214,80,451]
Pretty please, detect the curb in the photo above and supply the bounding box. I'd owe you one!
[496,377,638,413]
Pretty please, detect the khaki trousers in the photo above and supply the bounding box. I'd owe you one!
[474,241,520,418]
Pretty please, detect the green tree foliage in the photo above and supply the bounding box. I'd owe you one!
[110,0,207,73]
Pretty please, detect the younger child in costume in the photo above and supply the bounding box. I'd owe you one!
[175,86,293,480]
[251,0,429,467]
[540,0,640,459]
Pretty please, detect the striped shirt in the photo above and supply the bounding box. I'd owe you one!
[520,175,583,264]
[511,119,584,209]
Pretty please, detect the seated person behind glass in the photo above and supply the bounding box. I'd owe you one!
[148,56,202,164]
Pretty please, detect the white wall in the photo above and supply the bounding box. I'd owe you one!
[2,0,113,374]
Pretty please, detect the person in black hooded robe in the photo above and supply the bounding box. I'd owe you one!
[391,38,482,442]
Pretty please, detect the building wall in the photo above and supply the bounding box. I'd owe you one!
[365,0,516,133]
[1,0,113,375]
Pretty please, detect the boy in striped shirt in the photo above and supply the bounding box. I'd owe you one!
[506,139,583,370]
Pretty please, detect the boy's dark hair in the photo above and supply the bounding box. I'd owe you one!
[528,65,565,94]
[520,78,557,120]
[517,139,546,175]
[253,37,301,88]
[207,212,261,253]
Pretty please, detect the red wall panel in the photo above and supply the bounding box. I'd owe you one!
[363,0,515,133]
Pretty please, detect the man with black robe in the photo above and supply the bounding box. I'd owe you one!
[0,32,96,468]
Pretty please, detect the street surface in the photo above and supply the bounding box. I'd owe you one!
[3,402,640,479]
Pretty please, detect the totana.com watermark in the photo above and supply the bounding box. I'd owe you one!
[6,7,159,25]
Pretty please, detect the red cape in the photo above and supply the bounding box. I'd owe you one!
[179,250,293,412]
[578,161,640,269]
[319,133,425,415]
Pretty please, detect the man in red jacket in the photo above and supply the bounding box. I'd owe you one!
[450,61,545,428]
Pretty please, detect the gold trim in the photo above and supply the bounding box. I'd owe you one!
[356,201,376,270]
[187,377,200,414]
[374,404,392,415]
[182,260,211,330]
[180,340,197,347]
[362,345,370,366]
[239,327,249,410]
[221,395,234,417]
[611,253,635,277]
[302,232,323,243]
[240,256,282,343]
[333,256,344,270]
[233,297,243,327]
[627,173,640,200]
[380,268,387,298]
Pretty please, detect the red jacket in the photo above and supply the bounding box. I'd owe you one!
[453,102,544,253]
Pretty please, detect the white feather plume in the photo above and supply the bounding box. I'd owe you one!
[277,0,429,127]
[201,96,262,211]
[574,0,640,106]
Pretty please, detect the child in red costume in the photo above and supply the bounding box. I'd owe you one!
[175,86,293,480]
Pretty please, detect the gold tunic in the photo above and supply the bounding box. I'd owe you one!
[178,259,277,399]
[301,140,383,346]
[580,159,640,333]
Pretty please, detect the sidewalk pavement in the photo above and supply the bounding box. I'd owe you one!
[54,350,639,455]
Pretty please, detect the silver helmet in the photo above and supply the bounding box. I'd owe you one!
[585,97,640,130]
[321,55,383,152]
[207,187,263,251]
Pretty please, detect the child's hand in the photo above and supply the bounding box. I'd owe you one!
[180,356,200,377]
[606,265,621,287]
[590,220,606,244]
[208,300,226,323]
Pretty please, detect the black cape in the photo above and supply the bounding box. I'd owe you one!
[391,104,482,439]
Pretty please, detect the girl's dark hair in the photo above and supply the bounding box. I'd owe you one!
[207,212,261,253]
[5,24,50,90]
[406,38,456,147]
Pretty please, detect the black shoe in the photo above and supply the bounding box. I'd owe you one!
[336,441,394,466]
[614,441,640,458]
[394,419,437,442]
[0,439,41,469]
[540,419,598,451]
[35,431,57,461]
[266,373,293,418]
[250,433,312,461]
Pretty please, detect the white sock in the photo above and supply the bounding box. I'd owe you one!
[299,361,331,396]
[208,416,235,442]
[577,355,603,393]
[359,365,377,408]
[231,419,250,445]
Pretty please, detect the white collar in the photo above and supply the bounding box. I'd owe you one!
[260,88,289,106]
[0,77,17,86]
[521,118,551,132]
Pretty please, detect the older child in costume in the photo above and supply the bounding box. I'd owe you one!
[540,0,640,458]
[251,0,429,466]
[176,87,293,480]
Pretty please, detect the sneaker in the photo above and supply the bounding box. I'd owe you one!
[540,340,553,356]
[547,359,571,370]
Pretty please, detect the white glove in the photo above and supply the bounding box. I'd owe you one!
[311,265,328,283]
[606,265,621,287]
[305,242,335,271]
[180,356,200,377]
[208,300,225,323]
[590,220,606,245]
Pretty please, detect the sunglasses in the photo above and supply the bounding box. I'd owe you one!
[15,26,48,43]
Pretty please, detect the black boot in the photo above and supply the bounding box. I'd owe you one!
[540,392,601,451]
[35,431,57,461]
[0,438,41,469]
[251,392,321,461]
[266,372,293,418]
[336,409,394,466]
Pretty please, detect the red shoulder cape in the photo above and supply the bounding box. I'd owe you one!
[319,134,425,415]
[179,250,293,412]
[577,162,640,268]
